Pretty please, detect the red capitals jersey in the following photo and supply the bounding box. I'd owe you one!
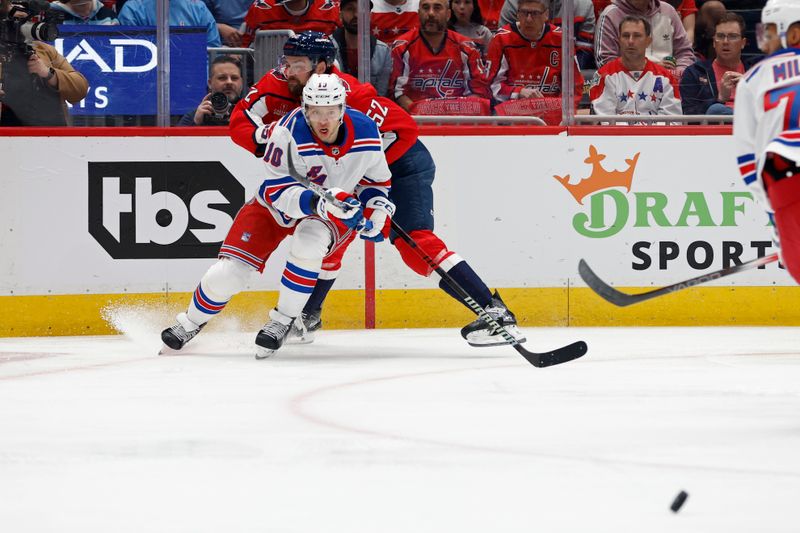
[241,0,341,47]
[486,23,584,103]
[371,0,419,44]
[477,0,501,32]
[390,29,490,102]
[229,66,418,165]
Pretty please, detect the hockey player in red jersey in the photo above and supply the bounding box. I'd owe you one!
[389,0,491,114]
[486,0,584,124]
[241,0,341,48]
[229,31,525,347]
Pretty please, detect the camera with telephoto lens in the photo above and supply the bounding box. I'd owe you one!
[204,91,232,125]
[0,0,64,65]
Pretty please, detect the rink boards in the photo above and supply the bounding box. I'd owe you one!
[2,127,799,336]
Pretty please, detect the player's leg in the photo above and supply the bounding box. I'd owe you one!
[256,218,355,357]
[389,140,525,347]
[762,149,800,284]
[161,201,291,350]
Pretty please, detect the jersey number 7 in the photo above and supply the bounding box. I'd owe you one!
[765,84,800,130]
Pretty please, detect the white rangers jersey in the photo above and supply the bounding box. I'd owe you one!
[733,47,800,214]
[257,106,392,226]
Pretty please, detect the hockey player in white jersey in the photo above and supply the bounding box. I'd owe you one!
[733,0,800,284]
[161,73,394,357]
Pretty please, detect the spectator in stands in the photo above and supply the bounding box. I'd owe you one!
[663,0,697,44]
[499,0,596,69]
[49,0,119,24]
[476,0,501,32]
[595,0,695,78]
[693,0,725,59]
[680,11,747,115]
[177,56,244,125]
[202,0,253,47]
[371,0,420,44]
[118,0,222,47]
[449,0,492,54]
[390,0,490,114]
[0,0,89,126]
[331,0,393,96]
[241,0,340,47]
[590,15,682,117]
[486,0,585,124]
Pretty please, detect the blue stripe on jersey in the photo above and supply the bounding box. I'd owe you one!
[348,146,383,153]
[298,149,325,157]
[774,138,800,148]
[744,65,762,83]
[742,173,757,185]
[737,154,755,164]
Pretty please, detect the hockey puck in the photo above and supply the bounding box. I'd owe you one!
[670,490,689,513]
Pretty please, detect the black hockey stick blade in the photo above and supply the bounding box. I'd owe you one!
[578,254,780,307]
[515,340,588,368]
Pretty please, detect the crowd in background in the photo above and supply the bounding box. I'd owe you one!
[0,0,769,126]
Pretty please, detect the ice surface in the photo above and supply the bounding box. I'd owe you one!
[1,323,799,532]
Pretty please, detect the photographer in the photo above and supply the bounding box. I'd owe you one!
[0,0,89,126]
[177,55,243,126]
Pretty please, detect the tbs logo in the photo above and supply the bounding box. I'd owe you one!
[89,162,245,259]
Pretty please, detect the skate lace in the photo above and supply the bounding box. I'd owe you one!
[261,320,290,337]
[168,324,194,342]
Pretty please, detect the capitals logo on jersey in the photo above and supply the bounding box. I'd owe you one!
[409,59,467,98]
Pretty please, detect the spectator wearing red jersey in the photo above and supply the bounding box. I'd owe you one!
[449,0,492,54]
[241,0,340,47]
[590,15,682,117]
[390,0,490,114]
[371,0,420,44]
[500,0,596,69]
[486,0,584,124]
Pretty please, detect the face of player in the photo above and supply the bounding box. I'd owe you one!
[713,21,745,65]
[306,105,342,143]
[516,1,548,40]
[618,20,651,66]
[450,0,474,25]
[758,23,781,54]
[282,56,322,96]
[209,62,243,102]
[419,0,450,34]
[341,2,359,34]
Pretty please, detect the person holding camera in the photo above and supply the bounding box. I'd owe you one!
[0,0,89,126]
[177,55,243,126]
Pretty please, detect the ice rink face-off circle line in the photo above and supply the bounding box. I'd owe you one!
[288,363,800,480]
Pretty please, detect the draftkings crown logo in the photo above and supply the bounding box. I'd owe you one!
[553,145,640,205]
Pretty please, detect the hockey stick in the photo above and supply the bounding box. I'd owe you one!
[578,253,780,307]
[286,152,587,368]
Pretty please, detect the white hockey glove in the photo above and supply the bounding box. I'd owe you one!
[359,196,395,242]
[314,188,364,230]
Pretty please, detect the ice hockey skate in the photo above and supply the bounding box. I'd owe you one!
[160,313,205,353]
[286,310,322,344]
[255,308,294,359]
[460,291,526,347]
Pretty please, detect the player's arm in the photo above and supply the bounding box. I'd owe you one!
[390,45,413,110]
[486,38,516,102]
[229,84,276,158]
[732,78,767,206]
[463,42,490,99]
[258,128,318,219]
[355,129,394,242]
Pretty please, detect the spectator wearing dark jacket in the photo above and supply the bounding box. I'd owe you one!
[679,11,748,115]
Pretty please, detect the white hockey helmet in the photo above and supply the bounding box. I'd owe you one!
[762,0,800,49]
[302,73,346,122]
